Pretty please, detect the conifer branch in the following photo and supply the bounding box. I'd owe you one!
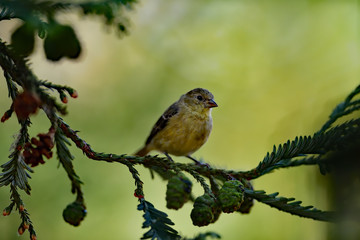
[137,199,180,240]
[4,69,18,100]
[10,185,37,238]
[244,189,336,222]
[318,84,360,134]
[55,128,84,202]
[126,162,144,198]
[0,121,32,193]
[0,121,37,238]
[2,72,17,122]
[39,80,78,102]
[237,118,360,179]
[270,155,323,169]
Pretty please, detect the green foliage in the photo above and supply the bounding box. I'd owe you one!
[217,180,244,213]
[137,199,180,240]
[0,122,37,239]
[55,127,84,202]
[79,0,136,33]
[0,122,32,194]
[190,194,220,227]
[318,85,360,134]
[1,0,137,61]
[244,189,336,222]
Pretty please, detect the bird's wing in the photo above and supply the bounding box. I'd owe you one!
[145,102,179,145]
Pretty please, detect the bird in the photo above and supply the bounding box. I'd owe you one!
[135,88,218,163]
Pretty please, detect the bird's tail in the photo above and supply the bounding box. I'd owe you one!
[134,146,149,156]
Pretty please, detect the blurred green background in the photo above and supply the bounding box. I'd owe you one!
[0,0,359,239]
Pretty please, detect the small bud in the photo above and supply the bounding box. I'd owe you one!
[3,209,10,216]
[23,223,30,229]
[18,226,25,235]
[3,204,14,216]
[70,91,78,98]
[19,205,25,212]
[31,234,37,240]
[1,110,11,122]
[1,115,8,122]
[61,96,68,103]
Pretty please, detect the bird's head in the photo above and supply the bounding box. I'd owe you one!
[180,88,218,113]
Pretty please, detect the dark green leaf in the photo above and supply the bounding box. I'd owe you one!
[11,22,35,56]
[44,23,81,61]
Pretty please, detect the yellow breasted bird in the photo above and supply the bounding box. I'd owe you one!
[135,88,218,163]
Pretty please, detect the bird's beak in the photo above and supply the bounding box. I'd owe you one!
[206,99,218,108]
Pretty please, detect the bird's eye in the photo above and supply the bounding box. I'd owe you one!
[196,95,203,101]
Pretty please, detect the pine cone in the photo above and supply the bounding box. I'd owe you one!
[191,194,220,226]
[63,201,87,226]
[23,128,55,167]
[166,173,192,210]
[218,180,244,213]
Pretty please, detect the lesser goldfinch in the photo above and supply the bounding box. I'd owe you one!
[135,88,217,163]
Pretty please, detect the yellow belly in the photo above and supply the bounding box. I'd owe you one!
[149,111,212,156]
